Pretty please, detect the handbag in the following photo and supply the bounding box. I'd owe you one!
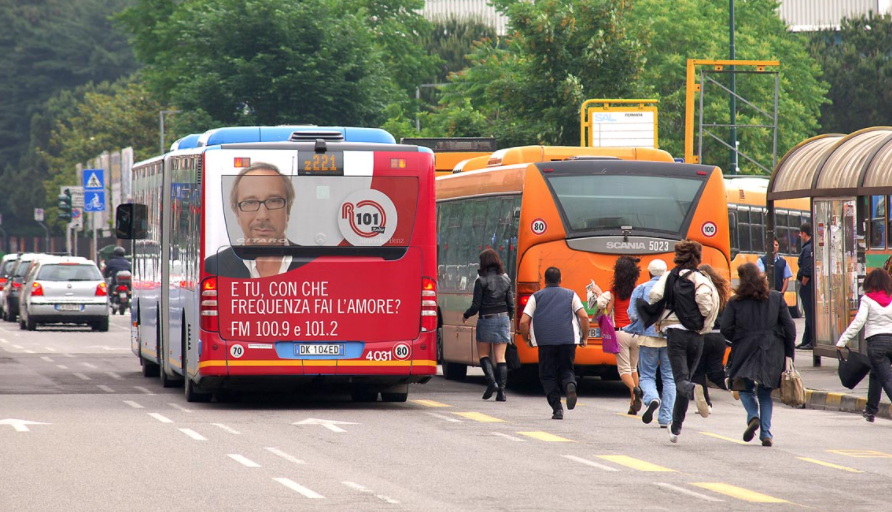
[780,358,807,407]
[505,342,522,370]
[837,350,871,389]
[597,314,620,354]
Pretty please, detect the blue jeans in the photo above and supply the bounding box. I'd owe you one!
[739,379,774,440]
[638,344,676,426]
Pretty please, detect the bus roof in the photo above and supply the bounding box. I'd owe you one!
[724,175,809,209]
[457,145,675,172]
[171,134,202,151]
[196,126,396,147]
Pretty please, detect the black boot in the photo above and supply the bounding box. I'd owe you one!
[496,362,508,402]
[480,357,497,400]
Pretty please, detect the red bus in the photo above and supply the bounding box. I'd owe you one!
[116,126,438,402]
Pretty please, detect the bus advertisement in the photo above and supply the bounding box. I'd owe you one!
[436,146,729,380]
[117,126,438,402]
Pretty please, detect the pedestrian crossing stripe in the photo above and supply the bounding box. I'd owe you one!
[453,412,505,423]
[85,172,102,189]
[690,483,788,503]
[597,455,674,472]
[827,449,892,458]
[517,431,573,442]
[698,431,748,445]
[797,457,862,473]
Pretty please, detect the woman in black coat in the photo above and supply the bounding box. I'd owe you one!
[721,263,796,447]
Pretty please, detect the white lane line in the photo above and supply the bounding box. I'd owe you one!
[265,447,304,464]
[169,403,192,413]
[106,371,123,380]
[56,365,68,370]
[44,347,56,352]
[0,338,8,343]
[72,372,91,381]
[123,401,144,409]
[179,428,207,441]
[62,353,74,358]
[12,344,22,349]
[23,350,34,354]
[563,455,621,472]
[342,481,400,505]
[426,412,462,423]
[491,432,524,442]
[274,478,325,499]
[41,356,54,363]
[81,362,98,369]
[655,483,724,502]
[227,454,261,468]
[148,413,173,424]
[134,386,154,395]
[213,423,242,435]
[97,385,115,393]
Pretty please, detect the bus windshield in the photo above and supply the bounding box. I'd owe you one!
[546,174,705,236]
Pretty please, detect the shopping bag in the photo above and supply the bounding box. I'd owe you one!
[837,350,871,390]
[598,314,620,354]
[505,342,522,371]
[780,358,807,407]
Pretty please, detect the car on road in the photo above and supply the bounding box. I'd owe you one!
[18,256,109,332]
[2,253,44,322]
[0,253,20,320]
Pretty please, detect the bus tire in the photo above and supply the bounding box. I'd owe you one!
[185,377,212,403]
[381,392,408,403]
[602,367,622,381]
[141,357,159,378]
[442,361,467,381]
[351,386,378,402]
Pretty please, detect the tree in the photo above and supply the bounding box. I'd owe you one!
[627,0,828,173]
[810,12,892,134]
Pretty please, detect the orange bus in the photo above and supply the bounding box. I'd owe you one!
[436,146,730,380]
[724,176,811,317]
[401,137,497,177]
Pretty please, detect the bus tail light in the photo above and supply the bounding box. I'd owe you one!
[515,282,541,329]
[95,282,107,296]
[200,277,219,332]
[31,283,44,296]
[421,276,437,332]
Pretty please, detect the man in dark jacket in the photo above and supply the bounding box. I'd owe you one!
[518,267,590,420]
[103,246,131,287]
[796,223,815,349]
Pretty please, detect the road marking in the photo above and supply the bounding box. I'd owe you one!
[56,364,69,370]
[123,400,144,409]
[615,412,638,419]
[12,344,22,349]
[426,412,461,423]
[134,386,155,395]
[44,347,56,352]
[227,454,260,468]
[827,449,892,458]
[213,423,242,435]
[72,372,91,381]
[597,455,674,472]
[62,353,74,358]
[106,372,123,380]
[274,478,325,499]
[0,419,50,432]
[517,431,573,442]
[655,483,724,502]
[698,431,748,445]
[342,481,400,504]
[690,483,788,503]
[0,338,7,343]
[797,457,862,473]
[23,350,34,354]
[453,412,505,423]
[97,385,115,393]
[40,356,53,363]
[148,413,173,423]
[563,455,620,471]
[411,399,450,407]
[491,432,525,442]
[265,447,305,464]
[179,428,207,441]
[169,403,192,413]
[81,362,98,369]
[293,418,358,433]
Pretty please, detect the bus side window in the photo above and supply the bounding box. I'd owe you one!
[737,207,752,253]
[728,208,739,259]
[776,211,790,254]
[751,208,765,254]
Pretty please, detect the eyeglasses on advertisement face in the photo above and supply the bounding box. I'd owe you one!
[237,197,286,212]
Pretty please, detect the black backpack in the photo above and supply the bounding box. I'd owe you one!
[664,268,706,331]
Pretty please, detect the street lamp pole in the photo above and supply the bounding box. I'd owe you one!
[729,0,737,175]
[160,110,181,155]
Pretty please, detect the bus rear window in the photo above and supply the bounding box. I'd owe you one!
[546,174,705,236]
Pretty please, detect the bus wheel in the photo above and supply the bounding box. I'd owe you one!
[381,392,408,403]
[351,387,378,403]
[185,378,212,403]
[442,361,467,381]
[140,357,159,378]
[436,328,444,364]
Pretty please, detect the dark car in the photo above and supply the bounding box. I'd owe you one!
[2,254,42,322]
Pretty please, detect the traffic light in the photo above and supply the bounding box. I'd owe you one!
[58,188,72,220]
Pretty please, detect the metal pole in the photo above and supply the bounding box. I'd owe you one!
[698,70,705,164]
[93,213,98,264]
[773,72,780,171]
[729,0,737,175]
[38,221,49,252]
[66,225,72,255]
[416,87,421,132]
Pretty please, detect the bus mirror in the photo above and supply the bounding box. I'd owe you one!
[115,204,148,240]
[730,247,739,260]
[513,207,521,219]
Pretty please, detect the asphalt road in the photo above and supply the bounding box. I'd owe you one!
[1,315,891,512]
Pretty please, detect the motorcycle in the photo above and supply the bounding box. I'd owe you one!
[110,270,131,315]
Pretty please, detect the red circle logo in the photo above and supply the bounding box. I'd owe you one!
[701,221,717,238]
[531,218,547,235]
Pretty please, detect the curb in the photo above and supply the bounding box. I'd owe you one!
[799,389,892,420]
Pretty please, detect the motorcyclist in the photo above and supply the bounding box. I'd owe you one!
[103,246,131,288]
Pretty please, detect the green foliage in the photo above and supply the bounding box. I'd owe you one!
[810,13,892,134]
[628,0,828,173]
[424,15,498,83]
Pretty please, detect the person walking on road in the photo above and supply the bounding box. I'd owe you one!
[518,267,590,420]
[691,264,732,412]
[646,240,720,444]
[796,223,815,349]
[721,262,796,447]
[757,238,793,294]
[463,249,515,402]
[598,256,643,415]
[625,259,675,428]
[836,268,892,421]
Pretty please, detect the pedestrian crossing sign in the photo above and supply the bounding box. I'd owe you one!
[83,169,104,191]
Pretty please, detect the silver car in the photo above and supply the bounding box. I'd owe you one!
[19,257,110,331]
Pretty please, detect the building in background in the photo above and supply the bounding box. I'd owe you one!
[423,0,509,35]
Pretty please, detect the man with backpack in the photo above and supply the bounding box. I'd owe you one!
[646,240,720,444]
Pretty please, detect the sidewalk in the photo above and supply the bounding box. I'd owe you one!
[794,348,892,419]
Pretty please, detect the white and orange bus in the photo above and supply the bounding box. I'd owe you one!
[436,146,730,380]
[117,126,438,402]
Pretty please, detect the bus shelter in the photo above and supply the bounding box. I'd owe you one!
[768,127,892,364]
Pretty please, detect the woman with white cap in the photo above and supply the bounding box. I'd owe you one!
[624,259,676,427]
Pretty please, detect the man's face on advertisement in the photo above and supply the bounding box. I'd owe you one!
[234,170,290,245]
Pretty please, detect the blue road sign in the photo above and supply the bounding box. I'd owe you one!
[83,169,105,191]
[84,191,106,212]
